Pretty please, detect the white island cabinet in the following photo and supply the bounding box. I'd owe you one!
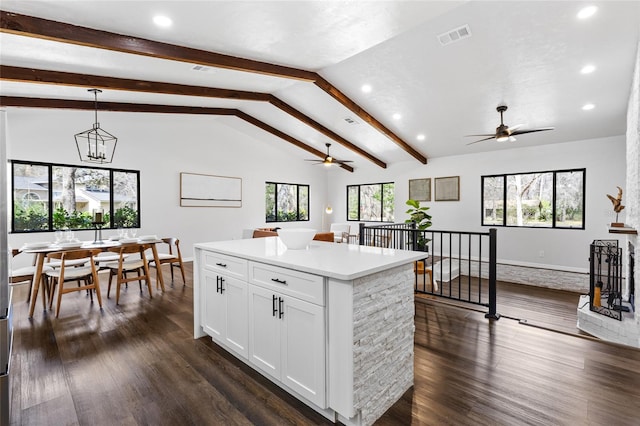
[194,237,426,426]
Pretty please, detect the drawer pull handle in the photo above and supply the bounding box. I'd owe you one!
[216,262,227,268]
[219,277,225,294]
[272,295,278,317]
[278,297,284,319]
[271,278,287,285]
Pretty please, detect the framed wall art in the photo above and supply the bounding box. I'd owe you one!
[434,176,460,201]
[409,178,431,201]
[180,172,242,207]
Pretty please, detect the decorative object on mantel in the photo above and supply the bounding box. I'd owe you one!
[606,186,625,227]
[74,89,118,164]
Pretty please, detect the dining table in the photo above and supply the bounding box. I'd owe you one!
[21,238,166,318]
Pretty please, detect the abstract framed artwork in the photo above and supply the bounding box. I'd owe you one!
[409,178,431,201]
[180,172,242,207]
[434,176,460,201]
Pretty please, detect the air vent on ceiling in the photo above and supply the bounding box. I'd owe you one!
[191,64,216,73]
[437,24,471,46]
[344,117,359,125]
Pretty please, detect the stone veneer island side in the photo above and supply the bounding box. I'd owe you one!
[193,237,426,425]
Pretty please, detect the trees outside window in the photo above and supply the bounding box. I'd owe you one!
[265,182,309,223]
[481,169,585,229]
[347,182,395,222]
[11,160,140,232]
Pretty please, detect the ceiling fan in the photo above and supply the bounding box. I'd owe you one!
[305,143,353,167]
[466,105,554,145]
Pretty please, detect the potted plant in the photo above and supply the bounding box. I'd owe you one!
[404,199,432,252]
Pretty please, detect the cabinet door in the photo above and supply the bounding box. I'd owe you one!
[281,296,326,407]
[222,275,248,359]
[201,269,225,340]
[248,284,281,381]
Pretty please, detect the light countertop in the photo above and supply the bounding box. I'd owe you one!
[194,237,427,281]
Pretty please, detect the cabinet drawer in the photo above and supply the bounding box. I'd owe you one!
[202,251,247,280]
[249,262,324,306]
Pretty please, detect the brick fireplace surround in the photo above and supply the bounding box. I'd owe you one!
[577,42,640,347]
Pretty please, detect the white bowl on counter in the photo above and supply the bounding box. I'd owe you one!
[277,228,316,250]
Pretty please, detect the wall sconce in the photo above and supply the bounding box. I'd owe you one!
[75,89,117,164]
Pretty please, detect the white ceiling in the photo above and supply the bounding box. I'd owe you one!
[1,1,639,170]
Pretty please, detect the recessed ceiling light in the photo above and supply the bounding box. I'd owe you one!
[580,64,596,74]
[582,103,595,111]
[392,113,402,120]
[577,6,597,20]
[416,134,426,141]
[153,15,173,28]
[361,84,372,93]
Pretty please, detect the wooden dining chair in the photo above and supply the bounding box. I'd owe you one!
[105,243,153,304]
[45,249,103,318]
[146,238,187,286]
[10,248,53,305]
[313,232,335,242]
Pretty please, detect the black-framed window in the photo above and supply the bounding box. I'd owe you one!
[347,182,395,222]
[11,160,140,233]
[481,168,585,229]
[265,182,309,222]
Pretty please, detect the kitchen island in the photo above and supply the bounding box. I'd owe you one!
[193,237,426,425]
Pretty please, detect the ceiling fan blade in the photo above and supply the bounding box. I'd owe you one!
[335,160,354,164]
[466,136,496,145]
[507,136,517,143]
[508,124,523,132]
[465,133,496,137]
[510,127,554,136]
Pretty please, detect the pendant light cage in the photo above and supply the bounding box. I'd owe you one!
[75,89,118,164]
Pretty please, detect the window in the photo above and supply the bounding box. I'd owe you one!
[347,182,395,222]
[265,182,309,222]
[481,169,585,229]
[11,160,140,233]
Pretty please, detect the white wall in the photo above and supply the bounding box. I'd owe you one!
[328,135,627,273]
[6,109,328,264]
[5,108,627,278]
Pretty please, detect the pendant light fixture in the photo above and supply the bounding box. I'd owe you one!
[75,89,117,164]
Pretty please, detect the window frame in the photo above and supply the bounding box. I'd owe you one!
[346,182,395,222]
[10,159,141,233]
[481,168,586,229]
[265,181,310,223]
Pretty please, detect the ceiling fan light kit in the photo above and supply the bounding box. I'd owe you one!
[305,143,353,167]
[466,104,554,145]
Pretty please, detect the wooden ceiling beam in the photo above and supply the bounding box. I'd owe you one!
[269,97,386,169]
[1,66,382,169]
[0,11,316,82]
[0,10,427,164]
[0,65,270,102]
[0,96,353,173]
[236,111,354,172]
[314,76,427,164]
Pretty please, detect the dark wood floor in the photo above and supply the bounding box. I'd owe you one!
[8,263,640,425]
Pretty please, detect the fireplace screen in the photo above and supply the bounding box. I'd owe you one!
[589,240,623,320]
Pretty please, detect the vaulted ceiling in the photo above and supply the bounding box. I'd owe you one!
[1,1,639,172]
